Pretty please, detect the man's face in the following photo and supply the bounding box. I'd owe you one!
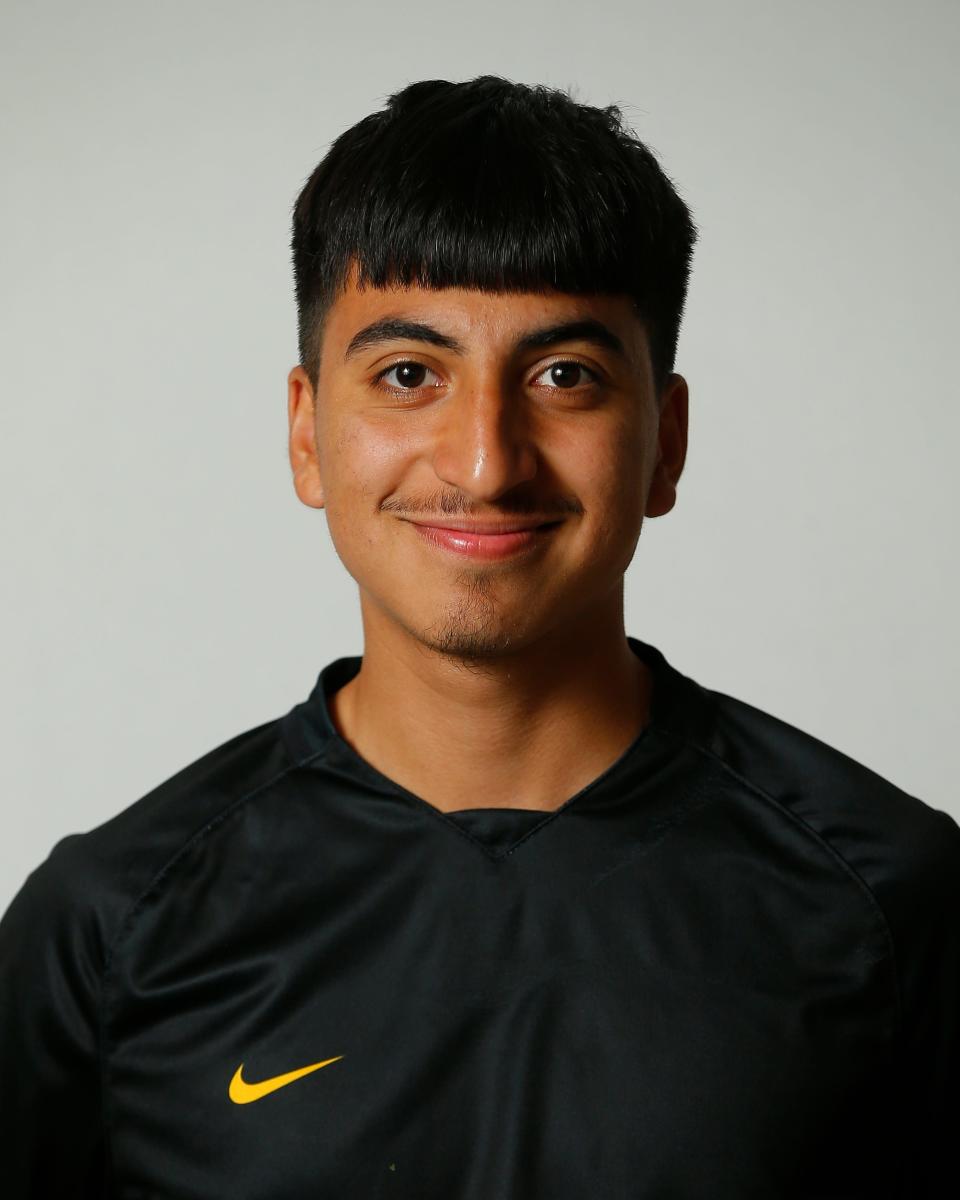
[287,264,688,660]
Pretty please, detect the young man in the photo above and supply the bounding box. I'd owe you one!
[2,75,957,1198]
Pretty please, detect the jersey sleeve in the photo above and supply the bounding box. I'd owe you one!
[891,806,960,1195]
[0,834,111,1198]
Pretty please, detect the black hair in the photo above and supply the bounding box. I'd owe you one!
[291,75,698,400]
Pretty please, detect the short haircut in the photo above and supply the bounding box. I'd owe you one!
[291,75,698,399]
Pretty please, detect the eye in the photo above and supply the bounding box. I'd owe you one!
[372,357,600,396]
[531,360,599,390]
[374,360,443,392]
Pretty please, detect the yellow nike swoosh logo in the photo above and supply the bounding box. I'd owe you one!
[228,1055,345,1104]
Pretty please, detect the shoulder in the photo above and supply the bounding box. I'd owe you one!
[691,681,960,952]
[1,713,313,969]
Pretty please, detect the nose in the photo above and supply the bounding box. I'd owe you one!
[429,375,539,502]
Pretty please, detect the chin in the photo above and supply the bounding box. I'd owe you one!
[409,603,543,663]
[422,628,520,662]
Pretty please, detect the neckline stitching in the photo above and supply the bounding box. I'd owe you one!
[318,717,678,863]
[295,638,699,861]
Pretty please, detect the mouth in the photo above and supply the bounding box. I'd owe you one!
[406,520,564,561]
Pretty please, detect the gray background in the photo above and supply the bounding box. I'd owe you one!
[2,0,958,913]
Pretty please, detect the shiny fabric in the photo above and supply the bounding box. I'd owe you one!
[2,636,958,1198]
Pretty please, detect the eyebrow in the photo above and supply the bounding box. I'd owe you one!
[343,315,629,364]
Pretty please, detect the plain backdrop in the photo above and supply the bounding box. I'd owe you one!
[2,0,958,913]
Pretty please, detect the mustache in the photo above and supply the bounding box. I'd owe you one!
[381,495,582,520]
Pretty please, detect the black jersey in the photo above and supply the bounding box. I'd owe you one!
[2,635,958,1198]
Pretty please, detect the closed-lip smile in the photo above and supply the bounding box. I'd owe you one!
[405,517,564,561]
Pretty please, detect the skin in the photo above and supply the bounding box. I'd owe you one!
[287,261,688,813]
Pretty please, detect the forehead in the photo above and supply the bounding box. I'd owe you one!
[322,261,650,368]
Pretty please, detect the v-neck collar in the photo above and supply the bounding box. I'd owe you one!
[282,636,715,860]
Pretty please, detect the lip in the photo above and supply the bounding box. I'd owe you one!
[409,518,561,534]
[408,520,562,560]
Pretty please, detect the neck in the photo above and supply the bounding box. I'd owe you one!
[327,612,653,814]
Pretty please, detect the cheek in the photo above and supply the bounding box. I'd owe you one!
[321,418,409,555]
[577,420,647,502]
[577,430,649,559]
[323,417,397,499]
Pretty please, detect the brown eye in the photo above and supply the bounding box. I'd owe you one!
[532,361,598,389]
[376,361,441,390]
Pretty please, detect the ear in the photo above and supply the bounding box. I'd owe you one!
[645,373,689,519]
[287,364,325,509]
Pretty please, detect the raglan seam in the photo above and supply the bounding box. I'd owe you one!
[676,732,904,1038]
[96,738,331,1189]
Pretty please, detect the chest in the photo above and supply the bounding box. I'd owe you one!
[101,829,899,1199]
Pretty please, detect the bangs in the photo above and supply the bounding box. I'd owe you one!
[292,77,696,393]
